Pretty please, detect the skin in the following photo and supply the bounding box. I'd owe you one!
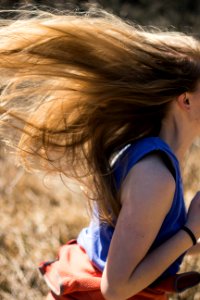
[100,83,200,300]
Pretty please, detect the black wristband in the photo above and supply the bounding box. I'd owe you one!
[182,226,197,246]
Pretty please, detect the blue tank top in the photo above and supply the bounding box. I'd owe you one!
[77,136,187,281]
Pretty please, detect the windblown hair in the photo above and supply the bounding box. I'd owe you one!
[0,8,200,225]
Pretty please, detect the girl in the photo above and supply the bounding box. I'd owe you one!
[0,8,200,300]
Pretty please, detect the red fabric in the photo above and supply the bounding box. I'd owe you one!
[39,240,102,295]
[39,240,200,300]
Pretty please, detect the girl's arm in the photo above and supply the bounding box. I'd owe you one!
[100,154,200,300]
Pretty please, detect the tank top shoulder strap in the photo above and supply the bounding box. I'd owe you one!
[112,136,181,190]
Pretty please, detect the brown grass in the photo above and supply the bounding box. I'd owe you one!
[0,143,200,300]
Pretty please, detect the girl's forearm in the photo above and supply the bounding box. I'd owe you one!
[102,230,194,300]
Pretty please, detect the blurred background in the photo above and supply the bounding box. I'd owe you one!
[0,1,200,300]
[1,0,200,32]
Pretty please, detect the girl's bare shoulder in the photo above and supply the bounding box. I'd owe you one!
[120,151,176,211]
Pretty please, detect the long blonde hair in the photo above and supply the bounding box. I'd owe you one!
[0,8,200,225]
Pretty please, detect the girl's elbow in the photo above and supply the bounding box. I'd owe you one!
[100,266,139,300]
[100,285,119,300]
[100,278,133,300]
[100,289,115,300]
[100,279,119,300]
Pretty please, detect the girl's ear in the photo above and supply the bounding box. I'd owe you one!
[177,93,191,111]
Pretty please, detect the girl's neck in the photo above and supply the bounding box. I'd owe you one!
[159,114,196,169]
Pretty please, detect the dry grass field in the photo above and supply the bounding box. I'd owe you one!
[0,143,200,300]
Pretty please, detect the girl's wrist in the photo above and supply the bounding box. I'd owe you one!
[178,229,195,249]
[181,225,197,246]
[186,223,200,239]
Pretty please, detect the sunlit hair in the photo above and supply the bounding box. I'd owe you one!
[0,8,200,225]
